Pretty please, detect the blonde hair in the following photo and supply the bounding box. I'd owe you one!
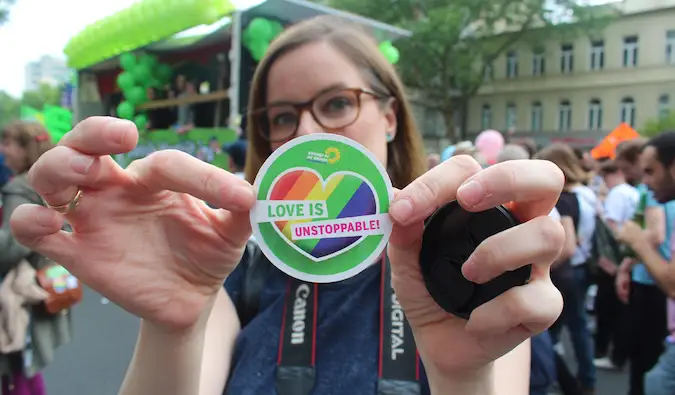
[2,121,54,173]
[243,16,426,189]
[535,143,589,186]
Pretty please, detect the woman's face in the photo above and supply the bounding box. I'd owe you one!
[265,41,397,166]
[0,137,25,173]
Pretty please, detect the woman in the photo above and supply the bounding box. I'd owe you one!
[10,16,564,395]
[0,121,73,394]
[536,143,597,395]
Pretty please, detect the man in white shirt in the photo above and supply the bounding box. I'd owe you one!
[600,161,640,232]
[593,160,639,371]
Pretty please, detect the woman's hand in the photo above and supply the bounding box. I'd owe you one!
[615,257,634,304]
[387,156,564,381]
[9,117,255,332]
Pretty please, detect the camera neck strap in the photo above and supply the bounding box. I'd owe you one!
[276,255,420,395]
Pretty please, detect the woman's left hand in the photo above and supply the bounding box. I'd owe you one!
[387,156,564,383]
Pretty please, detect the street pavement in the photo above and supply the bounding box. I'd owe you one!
[41,286,628,395]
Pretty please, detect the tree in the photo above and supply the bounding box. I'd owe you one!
[323,0,614,139]
[0,0,15,25]
[642,112,675,138]
[0,91,19,127]
[21,82,62,110]
[0,83,63,127]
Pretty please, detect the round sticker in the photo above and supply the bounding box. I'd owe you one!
[250,133,394,283]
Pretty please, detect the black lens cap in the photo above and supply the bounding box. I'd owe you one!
[419,201,532,319]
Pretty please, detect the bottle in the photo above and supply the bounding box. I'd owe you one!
[621,190,648,259]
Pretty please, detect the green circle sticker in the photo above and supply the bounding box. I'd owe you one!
[250,133,394,283]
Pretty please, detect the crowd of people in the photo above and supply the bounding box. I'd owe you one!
[1,14,675,395]
[424,135,675,395]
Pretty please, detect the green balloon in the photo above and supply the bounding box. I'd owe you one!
[139,54,157,69]
[126,86,147,105]
[156,63,173,83]
[269,21,284,40]
[249,40,269,62]
[117,101,135,120]
[245,18,272,42]
[134,114,148,131]
[116,72,136,91]
[120,53,137,71]
[132,63,152,84]
[379,41,400,64]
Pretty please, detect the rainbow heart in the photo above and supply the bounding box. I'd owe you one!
[269,168,377,260]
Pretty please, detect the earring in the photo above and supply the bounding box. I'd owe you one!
[386,133,394,143]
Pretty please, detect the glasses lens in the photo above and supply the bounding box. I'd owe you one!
[258,104,299,142]
[313,89,360,130]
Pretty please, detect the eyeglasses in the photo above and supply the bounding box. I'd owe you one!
[251,87,389,142]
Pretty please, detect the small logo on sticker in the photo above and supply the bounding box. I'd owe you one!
[306,147,340,164]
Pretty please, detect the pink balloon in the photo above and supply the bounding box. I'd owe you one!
[475,130,505,164]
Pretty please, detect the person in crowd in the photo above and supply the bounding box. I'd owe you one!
[0,121,74,395]
[426,153,440,169]
[175,81,197,133]
[536,143,597,395]
[222,139,247,179]
[616,139,647,187]
[594,159,638,371]
[612,139,672,395]
[618,132,675,395]
[513,138,537,159]
[9,16,565,395]
[497,144,529,163]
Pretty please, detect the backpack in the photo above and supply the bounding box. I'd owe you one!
[589,216,622,276]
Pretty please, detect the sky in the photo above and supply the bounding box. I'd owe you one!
[0,0,616,98]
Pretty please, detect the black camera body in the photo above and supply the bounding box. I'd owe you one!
[419,201,532,319]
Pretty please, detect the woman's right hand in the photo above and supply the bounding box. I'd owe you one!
[9,117,256,332]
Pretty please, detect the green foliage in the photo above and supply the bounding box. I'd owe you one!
[323,0,615,137]
[642,112,675,138]
[0,83,62,128]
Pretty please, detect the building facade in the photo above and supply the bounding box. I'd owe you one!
[24,55,70,92]
[466,0,675,146]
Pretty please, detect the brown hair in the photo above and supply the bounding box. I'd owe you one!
[243,16,427,189]
[598,160,621,176]
[616,138,646,164]
[1,121,54,173]
[535,143,589,186]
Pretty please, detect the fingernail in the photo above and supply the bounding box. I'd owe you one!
[106,119,133,144]
[71,156,94,174]
[390,199,413,224]
[457,180,484,207]
[461,258,479,282]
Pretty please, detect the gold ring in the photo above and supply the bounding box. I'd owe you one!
[44,189,83,215]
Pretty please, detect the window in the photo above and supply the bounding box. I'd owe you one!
[559,100,572,131]
[623,36,639,67]
[481,104,492,129]
[506,51,518,78]
[483,62,494,82]
[506,104,517,128]
[532,50,545,76]
[590,40,605,70]
[667,31,675,64]
[620,97,636,126]
[560,44,574,73]
[531,102,543,131]
[659,95,670,119]
[588,99,602,130]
